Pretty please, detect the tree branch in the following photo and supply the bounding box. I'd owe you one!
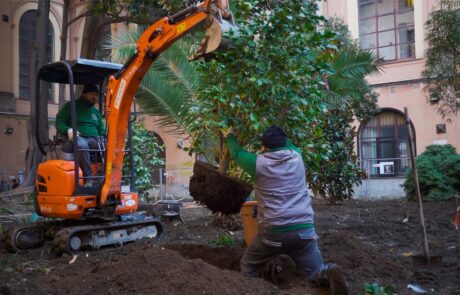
[67,9,95,26]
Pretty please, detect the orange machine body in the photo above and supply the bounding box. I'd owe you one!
[36,160,137,219]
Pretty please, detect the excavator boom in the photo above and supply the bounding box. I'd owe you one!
[100,0,236,209]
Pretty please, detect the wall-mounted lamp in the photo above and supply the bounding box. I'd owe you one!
[4,127,14,134]
[436,124,446,134]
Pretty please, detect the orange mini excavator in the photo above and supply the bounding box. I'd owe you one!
[2,0,237,254]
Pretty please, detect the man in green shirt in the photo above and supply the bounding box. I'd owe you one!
[56,84,105,183]
[225,125,348,295]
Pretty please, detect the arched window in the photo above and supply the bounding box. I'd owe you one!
[19,10,54,100]
[359,109,415,177]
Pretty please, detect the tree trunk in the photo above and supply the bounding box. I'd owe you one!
[218,144,230,174]
[23,0,50,187]
[80,0,108,59]
[58,0,69,107]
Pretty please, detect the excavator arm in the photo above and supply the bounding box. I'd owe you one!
[100,0,231,208]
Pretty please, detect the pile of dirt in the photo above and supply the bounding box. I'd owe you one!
[320,232,408,291]
[189,161,252,214]
[1,245,285,295]
[166,245,298,287]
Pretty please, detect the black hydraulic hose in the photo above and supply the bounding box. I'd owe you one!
[131,98,138,123]
[114,51,139,80]
[127,119,136,192]
[169,5,198,24]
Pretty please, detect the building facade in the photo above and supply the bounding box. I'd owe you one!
[320,0,460,198]
[1,0,459,199]
[0,0,193,196]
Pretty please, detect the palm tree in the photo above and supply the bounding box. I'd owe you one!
[107,27,200,136]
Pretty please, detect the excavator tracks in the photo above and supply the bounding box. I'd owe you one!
[1,221,62,252]
[52,218,163,254]
[2,216,163,254]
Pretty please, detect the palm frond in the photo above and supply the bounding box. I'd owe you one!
[108,27,201,135]
[105,28,140,63]
[323,46,380,111]
[331,47,381,80]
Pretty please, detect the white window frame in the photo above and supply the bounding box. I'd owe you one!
[350,0,424,60]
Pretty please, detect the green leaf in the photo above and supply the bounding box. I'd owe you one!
[383,285,396,294]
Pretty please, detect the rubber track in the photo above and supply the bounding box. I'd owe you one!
[52,218,163,254]
[2,221,62,252]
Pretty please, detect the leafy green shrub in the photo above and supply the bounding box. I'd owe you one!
[123,122,165,201]
[403,144,460,201]
[308,109,366,204]
[363,283,396,295]
[209,234,235,247]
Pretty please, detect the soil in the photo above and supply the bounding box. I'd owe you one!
[0,199,459,295]
[189,161,252,214]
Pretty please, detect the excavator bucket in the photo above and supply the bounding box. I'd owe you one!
[189,12,238,60]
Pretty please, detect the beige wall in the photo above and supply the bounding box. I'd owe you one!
[0,1,14,92]
[137,115,194,198]
[374,84,460,155]
[138,115,194,170]
[1,0,459,186]
[0,116,28,176]
[320,0,460,156]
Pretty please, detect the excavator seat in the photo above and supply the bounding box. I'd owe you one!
[60,138,105,162]
[59,138,106,179]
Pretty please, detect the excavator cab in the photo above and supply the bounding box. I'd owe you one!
[34,59,140,218]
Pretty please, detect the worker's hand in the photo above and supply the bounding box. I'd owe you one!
[67,128,80,141]
[221,127,233,138]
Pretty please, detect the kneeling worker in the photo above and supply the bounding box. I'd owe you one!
[56,84,105,186]
[224,125,349,295]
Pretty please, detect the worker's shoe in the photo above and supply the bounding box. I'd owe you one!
[327,264,348,295]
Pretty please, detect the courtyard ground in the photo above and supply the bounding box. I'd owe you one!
[0,197,459,295]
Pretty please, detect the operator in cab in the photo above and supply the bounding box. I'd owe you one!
[55,84,105,186]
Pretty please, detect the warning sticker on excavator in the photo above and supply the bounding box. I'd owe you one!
[107,162,112,174]
[177,23,187,34]
[114,79,127,110]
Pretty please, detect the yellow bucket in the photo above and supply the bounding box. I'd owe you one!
[240,201,258,246]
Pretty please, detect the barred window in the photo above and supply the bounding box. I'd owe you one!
[359,109,415,177]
